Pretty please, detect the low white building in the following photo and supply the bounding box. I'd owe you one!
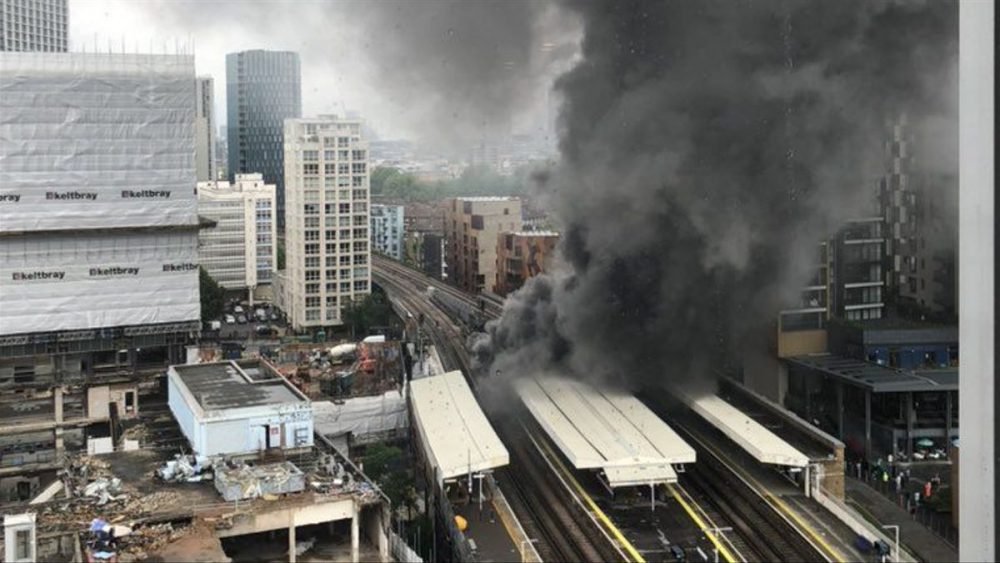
[167,360,313,457]
[370,204,405,260]
[196,174,277,294]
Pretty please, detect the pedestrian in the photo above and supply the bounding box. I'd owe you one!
[932,473,942,487]
[895,474,902,494]
[914,490,921,508]
[856,461,862,480]
[924,481,932,498]
[882,470,889,485]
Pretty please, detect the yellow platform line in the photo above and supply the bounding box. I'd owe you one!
[533,432,646,563]
[665,483,738,563]
[693,427,845,562]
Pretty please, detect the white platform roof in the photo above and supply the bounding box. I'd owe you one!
[410,370,509,483]
[516,376,695,487]
[685,393,810,468]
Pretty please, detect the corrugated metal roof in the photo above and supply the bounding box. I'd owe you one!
[683,392,810,468]
[409,370,509,483]
[516,376,694,487]
[786,354,958,392]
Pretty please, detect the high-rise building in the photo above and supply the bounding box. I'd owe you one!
[194,76,216,182]
[0,51,200,476]
[276,116,371,331]
[495,231,559,296]
[0,0,68,52]
[880,116,958,321]
[370,204,404,260]
[226,50,301,232]
[444,197,522,293]
[831,216,885,321]
[196,174,277,293]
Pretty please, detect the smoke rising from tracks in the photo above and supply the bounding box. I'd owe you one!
[474,0,958,392]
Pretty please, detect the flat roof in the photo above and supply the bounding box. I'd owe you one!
[172,360,306,410]
[517,376,695,487]
[409,370,509,482]
[786,354,958,393]
[680,392,809,467]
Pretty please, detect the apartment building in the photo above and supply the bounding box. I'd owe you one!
[0,0,67,52]
[278,116,371,331]
[370,204,405,260]
[444,197,522,293]
[495,231,559,296]
[880,116,958,321]
[196,174,277,293]
[194,76,216,181]
[226,50,302,231]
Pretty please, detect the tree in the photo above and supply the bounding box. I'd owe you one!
[199,267,225,321]
[276,242,286,271]
[342,290,393,338]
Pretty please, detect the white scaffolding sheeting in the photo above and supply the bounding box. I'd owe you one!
[686,393,810,468]
[410,370,508,484]
[313,390,408,440]
[516,376,695,487]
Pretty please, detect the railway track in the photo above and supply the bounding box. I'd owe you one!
[372,264,610,562]
[671,417,828,563]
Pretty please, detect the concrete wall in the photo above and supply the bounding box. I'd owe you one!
[217,498,356,538]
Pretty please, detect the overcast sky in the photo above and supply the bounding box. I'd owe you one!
[68,0,581,150]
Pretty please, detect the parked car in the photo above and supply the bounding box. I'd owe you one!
[236,314,247,324]
[269,312,279,321]
[224,314,236,324]
[670,545,685,561]
[234,305,245,315]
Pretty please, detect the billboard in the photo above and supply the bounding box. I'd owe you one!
[0,231,200,336]
[0,52,198,232]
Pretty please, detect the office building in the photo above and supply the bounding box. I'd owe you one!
[194,76,216,181]
[495,231,559,296]
[444,197,522,293]
[196,173,277,293]
[226,49,301,231]
[370,204,404,260]
[0,52,200,481]
[276,116,371,331]
[0,0,67,52]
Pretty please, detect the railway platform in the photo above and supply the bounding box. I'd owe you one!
[845,478,958,562]
[452,498,521,562]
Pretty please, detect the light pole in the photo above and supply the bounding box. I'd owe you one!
[705,526,733,563]
[519,538,539,562]
[882,524,900,562]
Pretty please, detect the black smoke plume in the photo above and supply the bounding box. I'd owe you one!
[474,0,958,392]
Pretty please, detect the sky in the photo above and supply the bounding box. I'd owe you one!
[68,0,582,149]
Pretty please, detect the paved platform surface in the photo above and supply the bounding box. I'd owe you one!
[845,479,958,563]
[453,499,519,562]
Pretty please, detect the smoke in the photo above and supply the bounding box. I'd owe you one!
[118,0,581,152]
[474,0,958,392]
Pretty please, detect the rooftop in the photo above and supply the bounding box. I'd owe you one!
[409,370,509,482]
[455,196,519,202]
[171,360,307,410]
[786,354,958,393]
[517,376,695,487]
[508,231,560,238]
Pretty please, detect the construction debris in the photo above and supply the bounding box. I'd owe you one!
[157,453,214,483]
[214,460,306,502]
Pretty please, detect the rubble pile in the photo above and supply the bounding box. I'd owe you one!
[122,423,150,442]
[156,453,214,483]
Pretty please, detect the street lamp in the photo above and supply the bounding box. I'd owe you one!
[519,538,539,562]
[882,525,900,562]
[705,526,733,563]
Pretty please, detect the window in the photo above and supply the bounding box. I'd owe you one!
[352,176,365,187]
[303,163,319,175]
[303,150,318,161]
[325,163,337,175]
[324,150,336,160]
[304,230,319,241]
[339,203,351,214]
[304,217,320,228]
[326,295,338,307]
[352,149,366,160]
[305,310,320,321]
[303,204,319,215]
[305,243,320,255]
[305,270,320,281]
[16,529,31,560]
[306,296,321,307]
[338,163,350,174]
[326,230,337,240]
[305,257,320,268]
[306,283,320,294]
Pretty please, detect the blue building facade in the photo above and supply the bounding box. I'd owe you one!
[226,50,301,232]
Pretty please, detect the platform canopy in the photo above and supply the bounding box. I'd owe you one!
[684,392,810,468]
[516,376,695,487]
[410,370,509,484]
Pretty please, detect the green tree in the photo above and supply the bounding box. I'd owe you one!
[276,242,286,271]
[342,290,393,338]
[199,267,225,321]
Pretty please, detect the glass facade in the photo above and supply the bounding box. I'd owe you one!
[226,50,301,231]
[0,0,67,52]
